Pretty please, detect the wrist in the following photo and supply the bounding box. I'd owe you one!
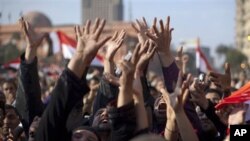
[165,123,178,133]
[175,108,185,115]
[120,85,133,94]
[25,49,36,63]
[134,70,143,79]
[74,52,89,65]
[158,50,171,56]
[157,52,175,67]
[137,33,147,43]
[104,57,113,62]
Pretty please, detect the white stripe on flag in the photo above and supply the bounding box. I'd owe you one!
[49,32,61,54]
[196,50,208,73]
[196,51,200,69]
[62,44,76,59]
[91,57,103,67]
[9,63,20,69]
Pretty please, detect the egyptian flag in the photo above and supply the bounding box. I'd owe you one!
[195,38,213,74]
[49,31,103,66]
[215,82,250,122]
[2,57,21,70]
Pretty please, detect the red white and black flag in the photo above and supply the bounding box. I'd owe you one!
[48,31,103,66]
[195,38,213,73]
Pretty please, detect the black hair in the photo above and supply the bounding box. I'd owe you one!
[205,88,223,98]
[3,79,17,90]
[5,104,21,118]
[88,76,100,83]
[73,126,101,141]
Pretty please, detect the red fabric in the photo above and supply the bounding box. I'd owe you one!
[57,31,77,47]
[215,82,250,109]
[3,57,21,70]
[227,128,230,135]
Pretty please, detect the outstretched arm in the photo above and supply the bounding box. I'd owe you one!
[16,17,46,135]
[161,73,199,141]
[35,18,110,141]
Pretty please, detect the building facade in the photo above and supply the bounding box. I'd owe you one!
[82,0,123,23]
[235,0,250,61]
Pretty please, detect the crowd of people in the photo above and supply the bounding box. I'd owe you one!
[0,16,249,141]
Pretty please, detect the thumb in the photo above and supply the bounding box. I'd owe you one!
[177,46,183,58]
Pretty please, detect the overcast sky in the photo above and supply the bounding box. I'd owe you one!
[0,0,235,53]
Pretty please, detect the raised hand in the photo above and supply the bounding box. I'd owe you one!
[161,73,199,141]
[160,73,191,113]
[161,85,179,141]
[182,54,189,64]
[103,30,125,76]
[216,103,248,126]
[19,17,46,63]
[131,17,149,44]
[208,63,231,90]
[175,46,183,70]
[68,18,111,78]
[135,40,156,77]
[103,72,120,86]
[146,16,174,55]
[105,30,125,61]
[117,44,140,108]
[146,17,174,67]
[228,104,248,125]
[189,78,209,110]
[119,44,141,86]
[74,19,111,64]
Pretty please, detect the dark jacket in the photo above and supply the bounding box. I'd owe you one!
[108,101,136,141]
[201,100,227,141]
[91,78,119,123]
[35,68,90,141]
[16,53,44,135]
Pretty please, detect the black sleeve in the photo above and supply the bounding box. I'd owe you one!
[201,100,227,139]
[15,53,44,134]
[140,76,155,107]
[92,78,119,116]
[35,68,90,141]
[108,101,136,141]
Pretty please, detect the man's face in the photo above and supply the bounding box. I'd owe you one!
[205,92,220,105]
[154,96,167,122]
[72,129,98,141]
[3,83,16,104]
[92,108,110,131]
[3,108,20,130]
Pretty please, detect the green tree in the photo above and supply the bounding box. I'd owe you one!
[216,44,248,72]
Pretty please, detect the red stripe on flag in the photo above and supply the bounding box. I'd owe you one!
[57,31,77,47]
[195,38,213,72]
[196,47,213,71]
[3,58,21,70]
